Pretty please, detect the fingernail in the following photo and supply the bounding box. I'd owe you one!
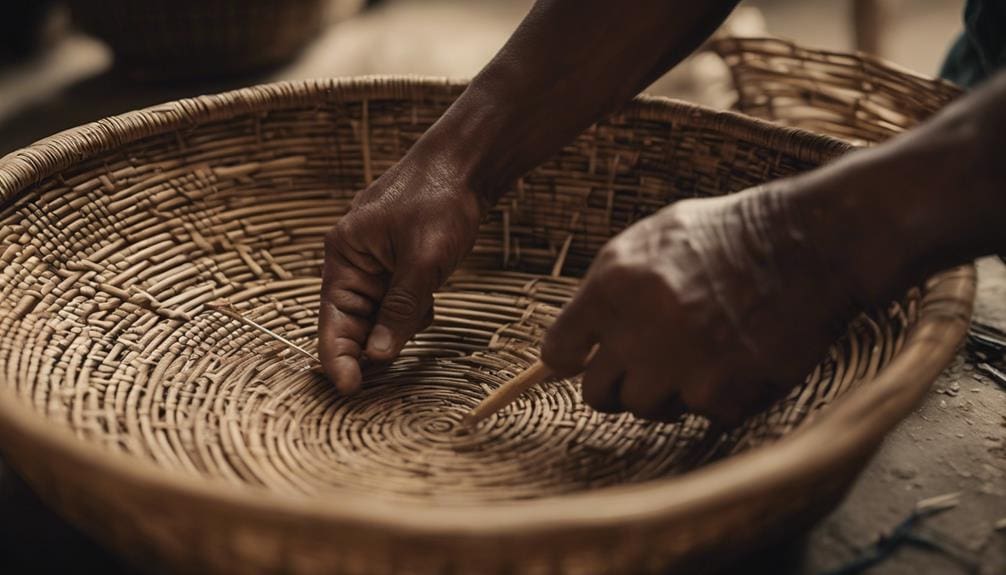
[369,325,393,353]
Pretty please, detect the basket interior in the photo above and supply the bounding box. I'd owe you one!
[0,84,918,505]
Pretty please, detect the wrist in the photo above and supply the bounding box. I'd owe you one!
[781,168,915,310]
[785,129,988,308]
[411,81,523,214]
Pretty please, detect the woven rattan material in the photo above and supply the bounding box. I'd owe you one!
[0,77,975,572]
[710,37,963,144]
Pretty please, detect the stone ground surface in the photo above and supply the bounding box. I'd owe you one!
[1,0,1003,573]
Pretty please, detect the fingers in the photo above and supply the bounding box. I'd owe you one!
[686,374,783,429]
[580,345,625,413]
[321,252,385,325]
[542,284,600,377]
[581,347,688,421]
[327,252,386,300]
[619,366,683,421]
[367,268,435,361]
[319,244,384,393]
[320,226,439,384]
[317,300,370,394]
[645,395,689,423]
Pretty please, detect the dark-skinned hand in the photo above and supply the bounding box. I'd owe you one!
[541,185,857,426]
[318,148,482,393]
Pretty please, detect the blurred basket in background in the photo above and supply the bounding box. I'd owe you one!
[709,36,962,144]
[67,0,332,80]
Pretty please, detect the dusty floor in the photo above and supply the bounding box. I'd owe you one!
[0,0,1003,573]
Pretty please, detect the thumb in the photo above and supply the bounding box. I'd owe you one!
[366,268,434,361]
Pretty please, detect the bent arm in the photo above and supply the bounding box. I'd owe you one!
[417,0,740,210]
[790,70,1006,308]
[317,0,740,389]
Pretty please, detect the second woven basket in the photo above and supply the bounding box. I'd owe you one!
[0,76,974,573]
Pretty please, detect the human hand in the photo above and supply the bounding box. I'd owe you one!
[541,185,860,426]
[319,149,484,393]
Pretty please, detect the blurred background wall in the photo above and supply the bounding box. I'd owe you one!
[0,0,966,155]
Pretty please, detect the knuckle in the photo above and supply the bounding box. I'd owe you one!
[330,289,373,315]
[597,261,660,303]
[324,220,352,252]
[412,252,447,283]
[595,242,630,275]
[596,244,645,280]
[660,201,692,228]
[380,288,423,322]
[324,306,370,341]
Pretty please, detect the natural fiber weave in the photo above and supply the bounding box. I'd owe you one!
[710,37,963,144]
[68,0,326,79]
[0,77,974,573]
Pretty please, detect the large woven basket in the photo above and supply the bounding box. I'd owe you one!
[0,77,974,574]
[709,36,963,144]
[68,0,328,80]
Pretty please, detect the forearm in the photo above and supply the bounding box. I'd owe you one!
[789,71,1006,306]
[414,0,739,210]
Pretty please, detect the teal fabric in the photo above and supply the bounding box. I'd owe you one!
[940,0,1006,87]
[940,1,1006,264]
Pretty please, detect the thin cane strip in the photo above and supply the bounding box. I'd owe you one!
[206,300,320,365]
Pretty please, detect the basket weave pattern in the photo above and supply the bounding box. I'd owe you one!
[710,37,963,144]
[0,78,974,573]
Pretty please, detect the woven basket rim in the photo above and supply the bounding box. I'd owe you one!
[0,76,852,199]
[0,76,975,537]
[712,35,963,91]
